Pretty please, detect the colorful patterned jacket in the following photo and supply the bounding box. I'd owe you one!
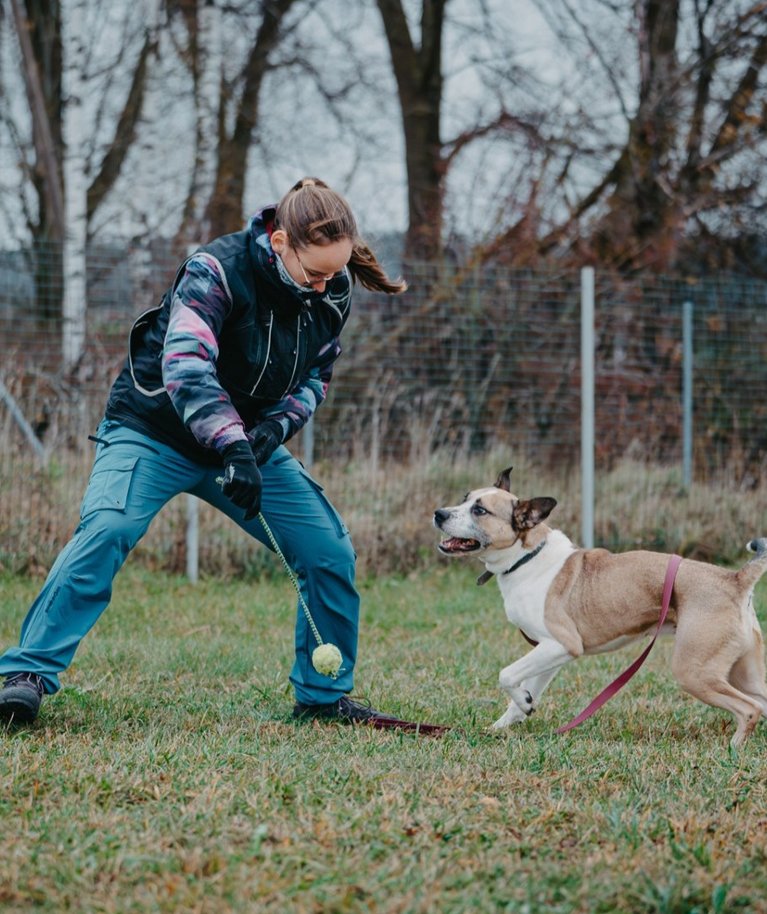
[105,208,352,464]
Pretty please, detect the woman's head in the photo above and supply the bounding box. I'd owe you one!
[270,177,407,295]
[274,177,356,250]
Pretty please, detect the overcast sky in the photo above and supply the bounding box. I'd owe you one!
[0,0,622,246]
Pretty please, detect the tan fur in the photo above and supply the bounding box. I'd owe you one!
[434,470,767,747]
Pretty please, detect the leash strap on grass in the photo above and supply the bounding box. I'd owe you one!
[555,553,683,734]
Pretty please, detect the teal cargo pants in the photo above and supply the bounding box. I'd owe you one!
[0,419,359,705]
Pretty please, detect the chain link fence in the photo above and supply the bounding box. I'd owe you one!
[1,242,766,577]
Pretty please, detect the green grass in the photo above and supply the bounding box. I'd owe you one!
[1,565,767,913]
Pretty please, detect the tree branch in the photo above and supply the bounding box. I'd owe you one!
[86,28,157,222]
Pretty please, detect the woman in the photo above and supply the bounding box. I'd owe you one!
[0,178,428,730]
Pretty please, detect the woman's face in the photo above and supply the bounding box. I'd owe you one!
[272,233,353,293]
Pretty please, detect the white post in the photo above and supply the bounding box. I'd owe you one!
[186,495,199,583]
[188,0,222,240]
[61,0,88,370]
[581,267,595,549]
[682,300,693,489]
[303,416,314,469]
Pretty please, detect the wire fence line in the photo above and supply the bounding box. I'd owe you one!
[1,242,766,577]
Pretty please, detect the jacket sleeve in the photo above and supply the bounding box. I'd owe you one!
[161,253,249,454]
[256,338,342,443]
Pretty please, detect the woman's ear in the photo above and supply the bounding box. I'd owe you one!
[271,228,288,254]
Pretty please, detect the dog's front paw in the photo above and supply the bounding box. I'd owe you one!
[490,703,528,730]
[509,687,535,716]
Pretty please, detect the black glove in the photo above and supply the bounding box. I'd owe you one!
[221,441,262,520]
[250,419,283,466]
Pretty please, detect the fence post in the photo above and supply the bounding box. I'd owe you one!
[304,416,314,470]
[186,495,199,583]
[581,267,595,549]
[682,300,693,489]
[0,379,48,462]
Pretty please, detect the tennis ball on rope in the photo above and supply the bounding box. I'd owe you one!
[312,643,343,678]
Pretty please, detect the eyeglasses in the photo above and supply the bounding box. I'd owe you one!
[293,247,340,287]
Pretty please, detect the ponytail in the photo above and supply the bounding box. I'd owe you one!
[274,177,407,294]
[348,242,408,294]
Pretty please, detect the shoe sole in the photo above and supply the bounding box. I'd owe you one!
[0,696,40,724]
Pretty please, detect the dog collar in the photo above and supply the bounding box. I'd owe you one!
[476,540,546,586]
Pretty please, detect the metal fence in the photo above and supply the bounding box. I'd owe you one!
[1,241,766,577]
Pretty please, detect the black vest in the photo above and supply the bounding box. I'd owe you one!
[105,220,351,464]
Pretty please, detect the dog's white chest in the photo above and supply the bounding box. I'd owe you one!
[497,557,565,640]
[499,576,553,641]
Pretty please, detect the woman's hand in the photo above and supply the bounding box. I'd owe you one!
[250,420,283,466]
[221,441,263,520]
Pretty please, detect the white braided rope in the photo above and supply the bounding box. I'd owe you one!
[215,476,342,677]
[255,512,323,648]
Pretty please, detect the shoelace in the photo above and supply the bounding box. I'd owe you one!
[5,672,44,695]
[338,696,380,719]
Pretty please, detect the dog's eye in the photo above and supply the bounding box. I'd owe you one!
[471,504,488,516]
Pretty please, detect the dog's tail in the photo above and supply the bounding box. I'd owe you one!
[739,538,767,588]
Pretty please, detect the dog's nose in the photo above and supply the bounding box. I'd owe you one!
[434,508,450,526]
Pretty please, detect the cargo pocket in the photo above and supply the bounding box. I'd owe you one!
[79,455,139,519]
[296,465,349,539]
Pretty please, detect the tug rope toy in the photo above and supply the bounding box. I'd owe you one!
[256,512,344,679]
[215,475,343,678]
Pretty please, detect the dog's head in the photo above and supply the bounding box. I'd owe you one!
[433,467,557,557]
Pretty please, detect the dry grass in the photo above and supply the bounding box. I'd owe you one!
[2,448,767,578]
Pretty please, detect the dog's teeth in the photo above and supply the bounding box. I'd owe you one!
[440,536,480,553]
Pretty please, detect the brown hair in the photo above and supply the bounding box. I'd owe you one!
[274,177,407,294]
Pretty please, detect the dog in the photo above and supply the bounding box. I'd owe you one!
[433,467,767,746]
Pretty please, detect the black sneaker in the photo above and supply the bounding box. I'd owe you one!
[0,672,45,724]
[293,695,389,723]
[292,695,450,735]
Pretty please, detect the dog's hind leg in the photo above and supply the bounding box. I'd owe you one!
[729,639,767,718]
[673,613,765,746]
[674,672,763,748]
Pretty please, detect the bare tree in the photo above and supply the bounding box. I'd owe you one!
[589,0,767,271]
[375,0,447,263]
[373,0,553,264]
[482,0,767,272]
[168,0,301,245]
[3,0,159,322]
[8,0,65,319]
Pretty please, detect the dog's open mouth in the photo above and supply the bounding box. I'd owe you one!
[438,537,481,554]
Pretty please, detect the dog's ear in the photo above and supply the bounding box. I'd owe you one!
[512,497,557,530]
[494,466,513,491]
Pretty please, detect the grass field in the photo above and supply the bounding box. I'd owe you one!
[1,561,767,914]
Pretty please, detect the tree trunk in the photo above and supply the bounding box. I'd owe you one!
[86,8,159,225]
[176,0,222,246]
[12,0,65,322]
[376,0,446,264]
[62,0,87,370]
[593,0,682,270]
[203,0,298,238]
